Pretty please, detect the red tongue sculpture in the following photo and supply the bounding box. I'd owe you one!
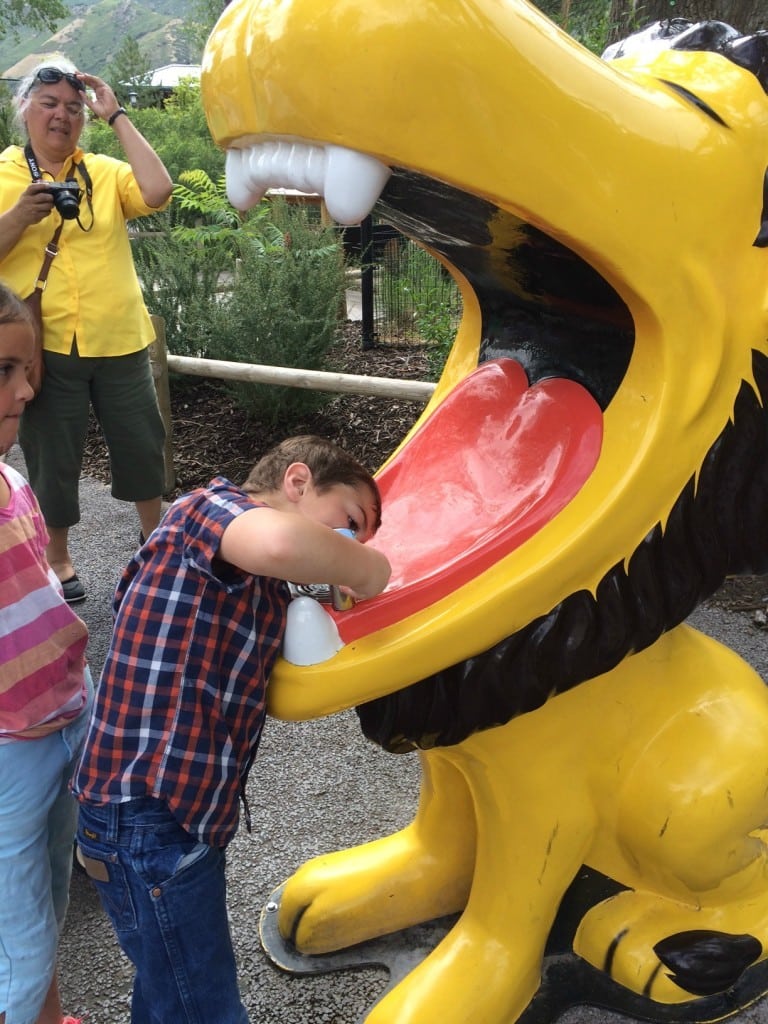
[333,358,603,643]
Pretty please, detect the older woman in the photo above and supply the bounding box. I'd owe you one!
[0,57,173,602]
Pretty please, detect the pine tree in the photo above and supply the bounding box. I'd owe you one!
[0,0,67,40]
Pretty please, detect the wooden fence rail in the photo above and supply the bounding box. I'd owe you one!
[166,353,436,402]
[147,315,436,492]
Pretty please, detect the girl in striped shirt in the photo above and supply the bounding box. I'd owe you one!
[0,283,92,1024]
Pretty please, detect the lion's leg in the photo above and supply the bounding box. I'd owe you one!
[575,630,768,1003]
[278,749,476,953]
[364,734,596,1024]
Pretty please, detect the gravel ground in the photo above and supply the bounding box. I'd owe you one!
[4,445,767,1024]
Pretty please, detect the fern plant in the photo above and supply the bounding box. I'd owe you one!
[207,199,347,422]
[171,169,285,257]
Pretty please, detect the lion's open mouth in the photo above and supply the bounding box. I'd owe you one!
[225,139,635,659]
[337,356,602,642]
[224,138,635,406]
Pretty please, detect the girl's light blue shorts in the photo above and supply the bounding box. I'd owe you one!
[0,667,93,1024]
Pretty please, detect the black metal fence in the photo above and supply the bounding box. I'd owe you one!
[341,217,462,350]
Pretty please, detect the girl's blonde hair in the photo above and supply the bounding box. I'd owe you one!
[0,283,34,331]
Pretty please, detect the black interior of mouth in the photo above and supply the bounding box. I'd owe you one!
[376,170,634,410]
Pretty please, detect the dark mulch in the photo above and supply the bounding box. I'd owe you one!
[83,322,431,496]
[82,323,767,616]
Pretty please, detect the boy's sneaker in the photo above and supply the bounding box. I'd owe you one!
[61,1017,83,1023]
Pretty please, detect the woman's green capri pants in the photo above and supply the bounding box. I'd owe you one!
[18,343,166,529]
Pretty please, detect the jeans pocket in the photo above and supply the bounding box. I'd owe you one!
[75,833,138,933]
[175,840,210,874]
[136,829,217,895]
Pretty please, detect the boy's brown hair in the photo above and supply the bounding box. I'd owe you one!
[242,435,383,532]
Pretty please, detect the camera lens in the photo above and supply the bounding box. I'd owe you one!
[50,184,80,220]
[53,192,79,219]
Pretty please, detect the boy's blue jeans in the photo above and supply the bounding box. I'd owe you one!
[76,797,249,1024]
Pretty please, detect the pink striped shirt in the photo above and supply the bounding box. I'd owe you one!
[0,463,88,741]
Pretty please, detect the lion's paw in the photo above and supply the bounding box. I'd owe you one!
[653,929,762,996]
[574,890,765,1003]
[278,828,471,954]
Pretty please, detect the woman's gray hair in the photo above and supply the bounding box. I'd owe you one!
[13,55,80,132]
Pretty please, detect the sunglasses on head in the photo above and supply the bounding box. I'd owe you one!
[33,68,85,93]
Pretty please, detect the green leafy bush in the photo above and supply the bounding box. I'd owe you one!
[132,174,347,421]
[131,211,225,360]
[85,82,225,183]
[207,200,346,423]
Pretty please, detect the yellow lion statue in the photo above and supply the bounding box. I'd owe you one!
[201,3,768,1021]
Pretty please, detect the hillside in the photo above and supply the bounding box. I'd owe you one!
[0,0,199,82]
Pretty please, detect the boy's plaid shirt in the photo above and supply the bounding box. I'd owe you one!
[73,478,289,846]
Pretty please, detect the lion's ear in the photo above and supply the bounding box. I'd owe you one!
[725,32,768,93]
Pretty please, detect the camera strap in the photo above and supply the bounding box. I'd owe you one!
[22,143,64,291]
[24,142,43,182]
[70,155,94,233]
[23,142,94,232]
[32,220,64,291]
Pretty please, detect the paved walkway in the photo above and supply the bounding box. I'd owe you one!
[4,445,767,1024]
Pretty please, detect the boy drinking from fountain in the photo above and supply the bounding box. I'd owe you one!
[72,435,390,1024]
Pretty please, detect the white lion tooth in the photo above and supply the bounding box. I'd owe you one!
[250,145,274,187]
[288,143,325,194]
[226,148,264,210]
[302,145,326,194]
[224,141,390,222]
[323,145,391,225]
[282,142,305,190]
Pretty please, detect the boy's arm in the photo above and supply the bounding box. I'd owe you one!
[218,507,391,600]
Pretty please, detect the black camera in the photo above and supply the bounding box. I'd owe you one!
[46,180,82,220]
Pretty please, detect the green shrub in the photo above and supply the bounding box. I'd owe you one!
[131,210,227,360]
[133,178,347,422]
[85,82,225,183]
[207,200,346,423]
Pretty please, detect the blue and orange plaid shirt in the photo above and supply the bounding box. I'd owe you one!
[73,478,289,847]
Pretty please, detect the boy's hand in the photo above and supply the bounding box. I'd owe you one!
[340,547,391,601]
[332,526,390,602]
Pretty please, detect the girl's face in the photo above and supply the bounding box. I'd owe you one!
[0,321,35,455]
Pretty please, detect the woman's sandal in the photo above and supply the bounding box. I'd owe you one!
[61,574,86,604]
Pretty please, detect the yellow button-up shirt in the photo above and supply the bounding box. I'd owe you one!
[0,144,170,357]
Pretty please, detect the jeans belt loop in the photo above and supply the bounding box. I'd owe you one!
[105,801,121,843]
